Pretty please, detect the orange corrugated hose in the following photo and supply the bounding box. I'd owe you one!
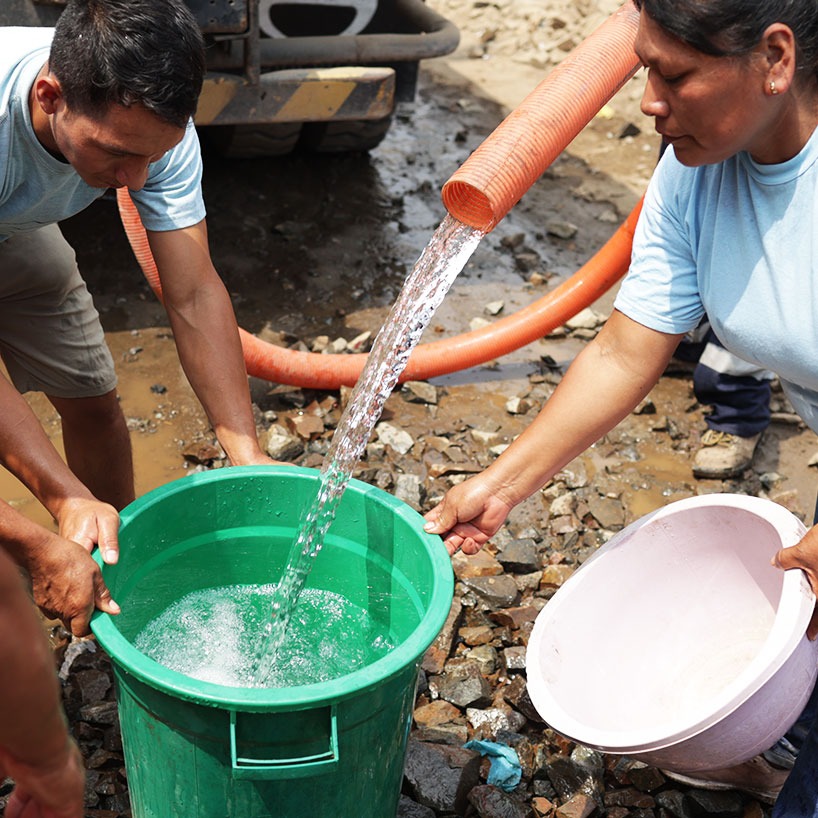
[117,0,644,390]
[442,1,641,230]
[118,191,642,388]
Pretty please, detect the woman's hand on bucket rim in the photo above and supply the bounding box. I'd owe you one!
[773,524,818,639]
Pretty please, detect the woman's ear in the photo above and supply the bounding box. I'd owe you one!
[760,22,797,96]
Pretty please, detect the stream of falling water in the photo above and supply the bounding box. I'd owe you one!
[249,214,484,686]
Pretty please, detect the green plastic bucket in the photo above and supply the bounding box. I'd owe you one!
[90,465,454,818]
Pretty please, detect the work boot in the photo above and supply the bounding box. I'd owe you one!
[692,429,762,479]
[661,755,790,805]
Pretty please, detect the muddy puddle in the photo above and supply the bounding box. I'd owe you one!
[1,328,205,529]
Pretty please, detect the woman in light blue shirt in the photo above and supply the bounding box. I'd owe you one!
[425,1,818,812]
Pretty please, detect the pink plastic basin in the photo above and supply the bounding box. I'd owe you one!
[526,494,818,773]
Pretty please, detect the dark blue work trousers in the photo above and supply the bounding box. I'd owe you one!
[676,324,771,437]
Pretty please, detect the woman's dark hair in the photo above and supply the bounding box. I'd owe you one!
[633,0,818,82]
[49,0,205,128]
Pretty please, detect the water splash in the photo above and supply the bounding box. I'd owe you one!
[250,214,484,686]
[135,585,394,688]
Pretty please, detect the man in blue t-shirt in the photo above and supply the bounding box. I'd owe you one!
[0,0,273,637]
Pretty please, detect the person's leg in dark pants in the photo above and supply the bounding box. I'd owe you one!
[690,326,773,478]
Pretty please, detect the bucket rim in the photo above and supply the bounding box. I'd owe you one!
[525,493,815,752]
[90,465,454,709]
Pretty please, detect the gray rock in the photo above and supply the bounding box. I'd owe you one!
[586,494,626,530]
[471,428,501,446]
[603,787,656,809]
[461,575,520,608]
[500,232,526,250]
[496,539,540,573]
[505,396,533,415]
[431,660,492,709]
[395,472,424,509]
[466,706,527,736]
[633,397,657,415]
[376,421,415,454]
[547,220,579,239]
[413,723,470,746]
[263,424,304,460]
[502,675,545,724]
[74,669,111,705]
[403,739,481,815]
[627,762,666,793]
[501,645,527,671]
[58,637,97,680]
[468,784,531,818]
[546,746,605,803]
[514,251,542,272]
[685,789,744,817]
[466,644,500,675]
[565,307,604,330]
[655,789,696,817]
[513,571,543,594]
[402,380,439,405]
[549,493,577,518]
[397,794,437,818]
[78,701,120,726]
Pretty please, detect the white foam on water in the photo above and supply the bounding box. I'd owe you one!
[134,584,395,688]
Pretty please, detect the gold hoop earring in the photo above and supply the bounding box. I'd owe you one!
[771,80,779,95]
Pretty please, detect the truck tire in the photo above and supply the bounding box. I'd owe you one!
[300,116,393,153]
[199,116,392,157]
[199,123,303,158]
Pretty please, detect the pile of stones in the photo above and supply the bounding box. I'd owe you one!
[22,356,797,818]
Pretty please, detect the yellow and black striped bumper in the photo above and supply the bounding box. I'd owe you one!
[196,66,395,126]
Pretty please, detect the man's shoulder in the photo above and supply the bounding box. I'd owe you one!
[0,27,52,80]
[0,26,53,52]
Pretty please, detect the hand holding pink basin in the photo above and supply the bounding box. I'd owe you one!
[526,494,818,773]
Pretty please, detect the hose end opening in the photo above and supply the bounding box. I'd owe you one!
[441,181,498,233]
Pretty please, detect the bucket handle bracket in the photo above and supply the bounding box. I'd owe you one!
[229,707,340,780]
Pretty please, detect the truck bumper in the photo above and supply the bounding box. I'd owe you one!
[197,66,395,125]
[197,0,458,125]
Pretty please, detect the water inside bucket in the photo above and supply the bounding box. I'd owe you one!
[134,584,395,688]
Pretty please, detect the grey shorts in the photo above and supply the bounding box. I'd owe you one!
[0,224,117,398]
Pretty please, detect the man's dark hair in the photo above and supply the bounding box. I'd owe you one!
[49,0,205,128]
[633,0,818,83]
